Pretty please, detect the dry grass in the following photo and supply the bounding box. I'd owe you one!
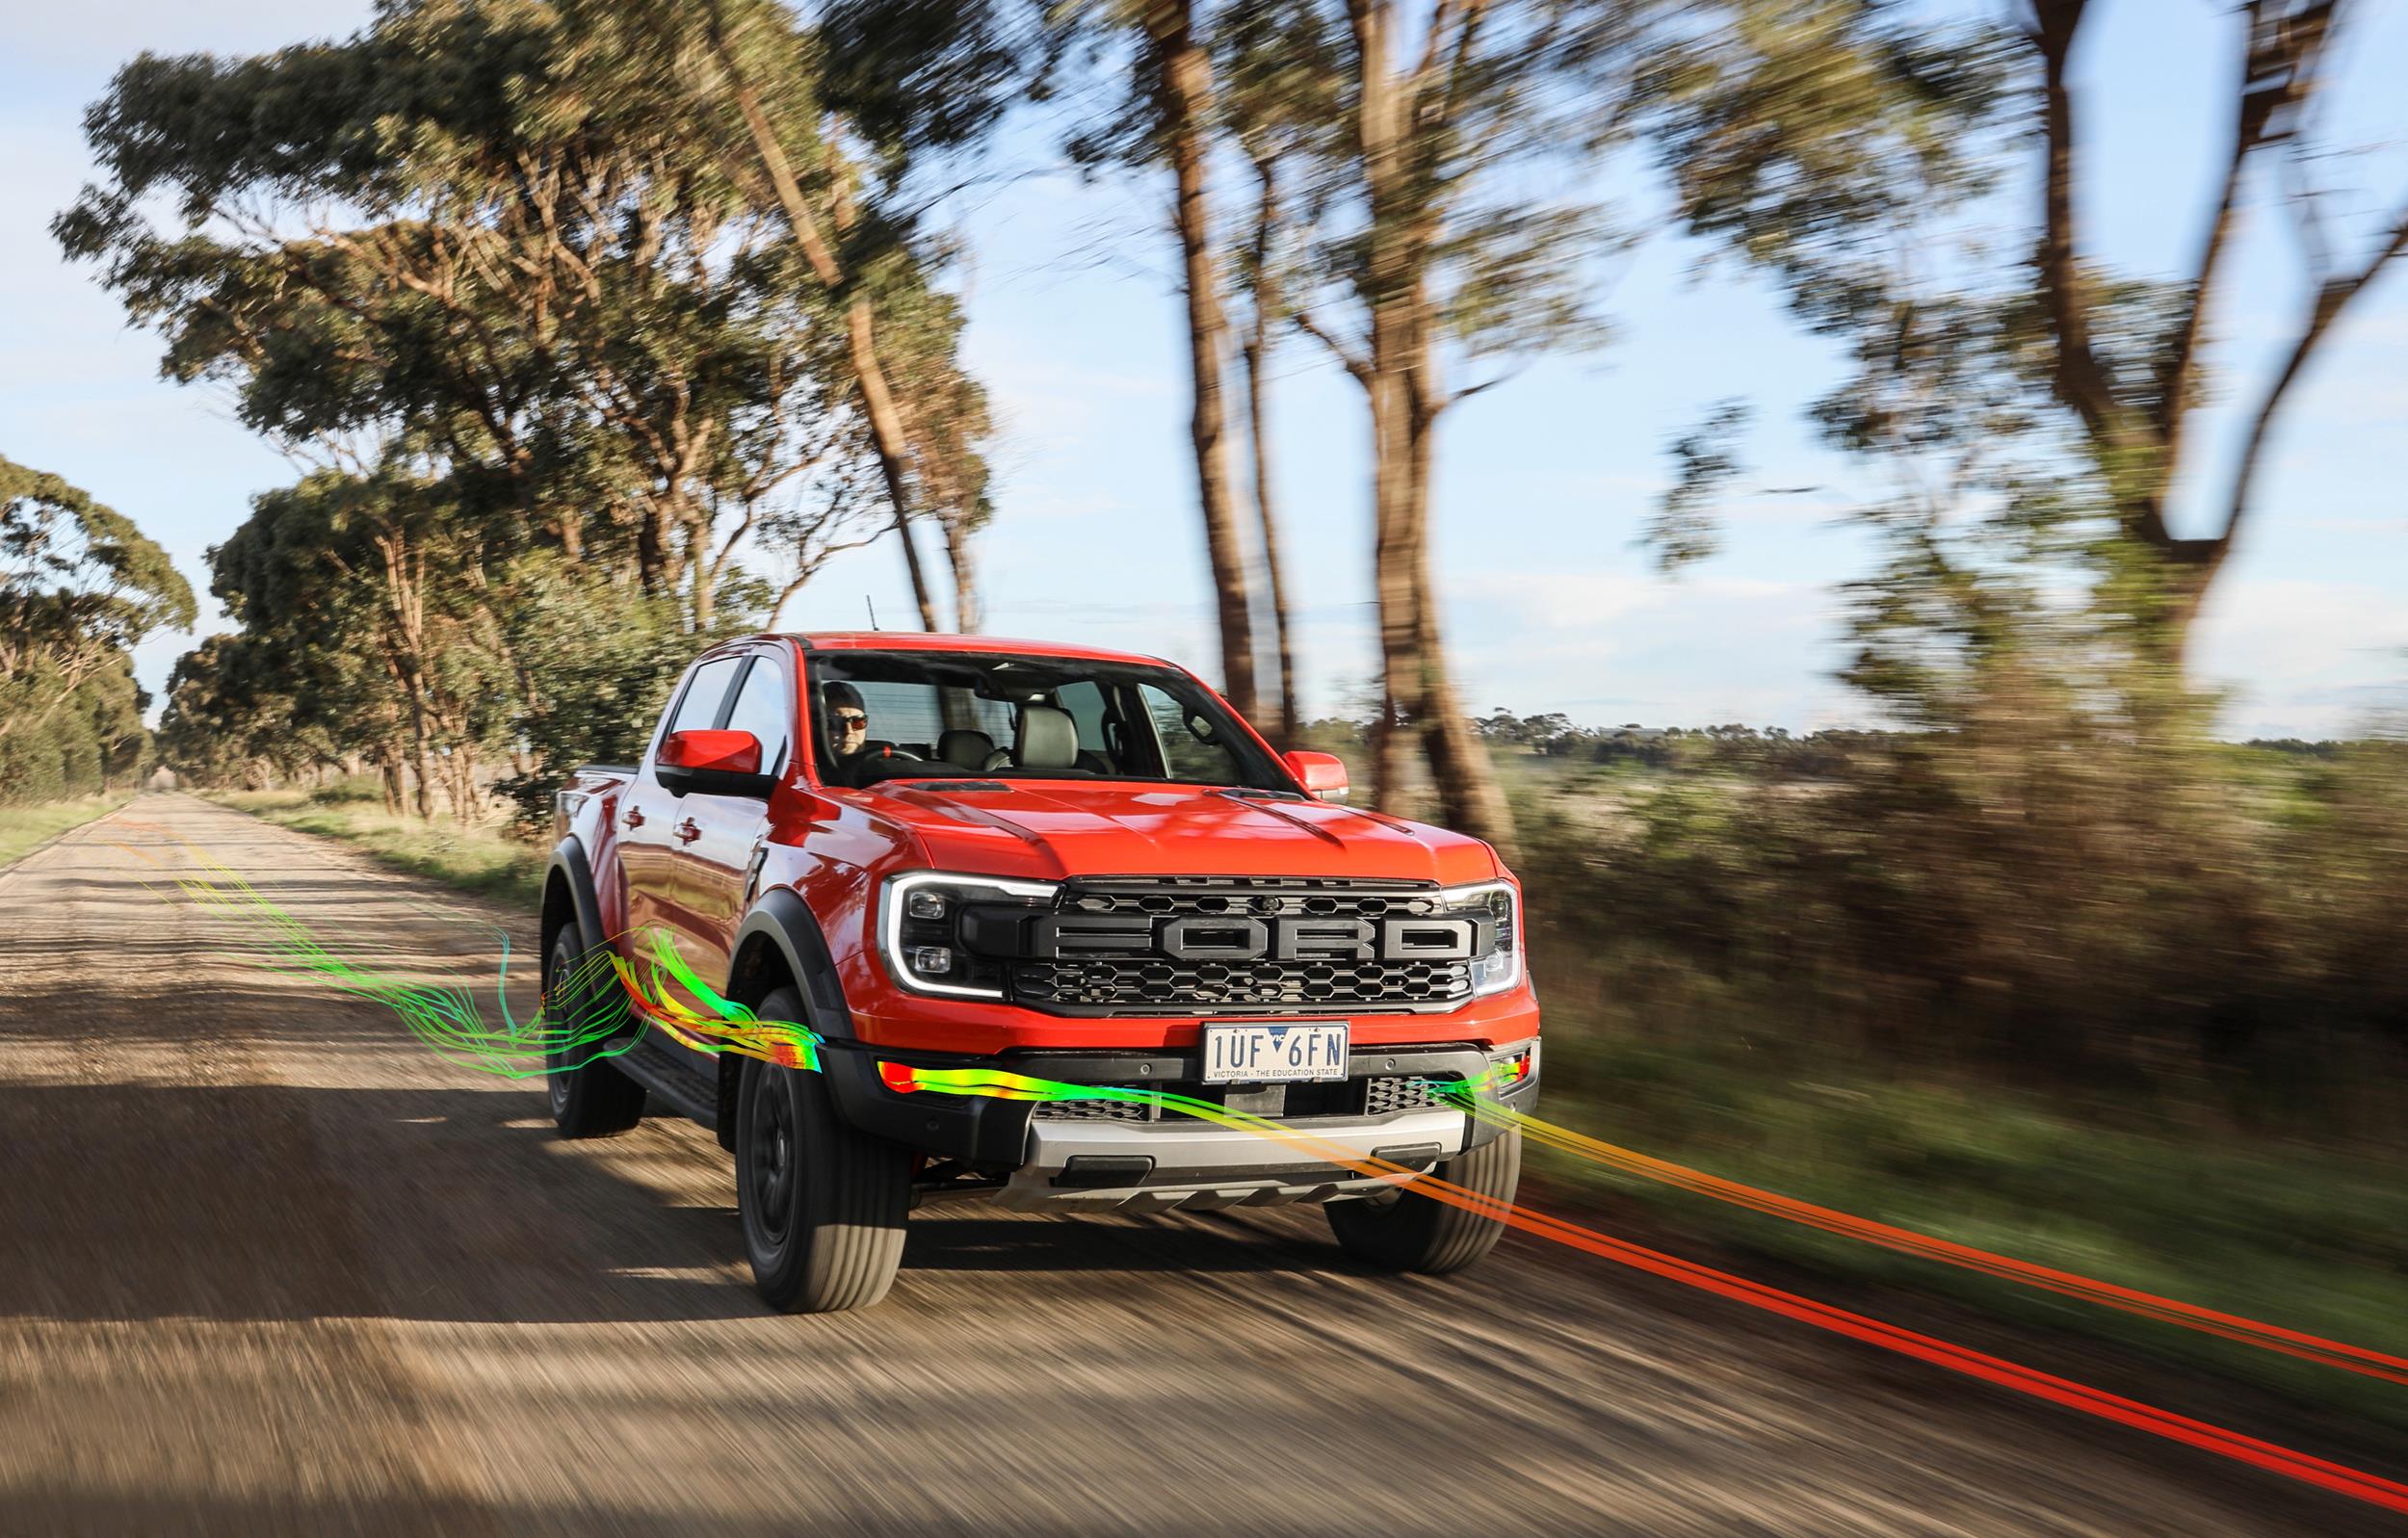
[207,786,545,909]
[0,794,133,869]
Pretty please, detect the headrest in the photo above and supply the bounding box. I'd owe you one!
[936,728,996,769]
[1013,704,1079,770]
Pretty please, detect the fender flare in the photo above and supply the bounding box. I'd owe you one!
[720,888,863,1152]
[733,888,1032,1169]
[728,887,853,1038]
[544,836,608,962]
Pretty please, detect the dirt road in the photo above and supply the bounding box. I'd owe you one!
[0,794,2393,1536]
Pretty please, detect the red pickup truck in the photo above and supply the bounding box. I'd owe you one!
[544,632,1540,1311]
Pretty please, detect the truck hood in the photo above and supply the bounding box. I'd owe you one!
[873,781,1502,885]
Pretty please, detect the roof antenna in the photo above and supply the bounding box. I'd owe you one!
[866,595,881,631]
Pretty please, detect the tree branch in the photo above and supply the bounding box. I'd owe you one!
[2217,194,2408,563]
[1293,308,1373,386]
[2160,0,2340,463]
[2026,0,2150,515]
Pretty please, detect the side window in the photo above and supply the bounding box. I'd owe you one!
[1058,681,1112,767]
[1140,683,1243,784]
[721,657,794,776]
[664,656,744,741]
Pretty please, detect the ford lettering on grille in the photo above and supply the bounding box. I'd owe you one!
[1000,878,1505,1015]
[1030,912,1492,963]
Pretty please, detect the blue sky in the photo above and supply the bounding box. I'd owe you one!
[6,0,2403,738]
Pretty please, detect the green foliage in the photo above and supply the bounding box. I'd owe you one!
[66,0,990,817]
[1533,1036,2408,1429]
[491,556,754,830]
[0,456,185,803]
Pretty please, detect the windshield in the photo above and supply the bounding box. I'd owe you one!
[805,650,1293,793]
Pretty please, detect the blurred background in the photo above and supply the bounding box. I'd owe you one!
[4,0,2405,1437]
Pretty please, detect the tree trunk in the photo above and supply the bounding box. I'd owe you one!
[1403,342,1518,860]
[684,511,718,630]
[944,512,984,633]
[1350,0,1418,814]
[1344,0,1515,851]
[398,670,435,820]
[635,500,679,601]
[894,510,942,631]
[1148,0,1258,721]
[1243,161,1298,749]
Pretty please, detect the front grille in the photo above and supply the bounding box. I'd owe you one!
[1007,876,1479,1015]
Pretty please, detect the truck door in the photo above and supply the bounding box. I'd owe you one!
[667,649,791,1003]
[619,654,746,1056]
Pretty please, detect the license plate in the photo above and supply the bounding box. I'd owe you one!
[1201,1021,1349,1083]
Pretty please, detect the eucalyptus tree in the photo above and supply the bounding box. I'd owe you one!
[1216,0,1343,748]
[821,0,1264,714]
[57,0,896,633]
[0,456,195,774]
[158,635,353,795]
[686,0,998,632]
[1,456,194,729]
[1269,0,1631,851]
[825,0,1633,848]
[210,468,492,817]
[1641,0,2408,670]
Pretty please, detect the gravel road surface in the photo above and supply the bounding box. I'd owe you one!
[1,794,2394,1536]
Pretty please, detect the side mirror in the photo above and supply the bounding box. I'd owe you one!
[1283,749,1349,802]
[656,728,775,799]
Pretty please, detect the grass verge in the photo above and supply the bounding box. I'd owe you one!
[1535,1034,2408,1433]
[207,786,545,909]
[0,794,135,869]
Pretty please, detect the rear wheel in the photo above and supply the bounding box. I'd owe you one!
[542,920,645,1138]
[1326,1129,1522,1274]
[736,984,910,1313]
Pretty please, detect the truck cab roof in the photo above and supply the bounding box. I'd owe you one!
[772,632,1178,671]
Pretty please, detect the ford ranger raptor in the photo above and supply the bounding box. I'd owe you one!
[543,632,1541,1312]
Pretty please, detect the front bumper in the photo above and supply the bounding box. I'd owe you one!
[997,1104,1472,1212]
[823,1036,1540,1212]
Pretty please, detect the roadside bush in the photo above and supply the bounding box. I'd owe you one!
[1520,701,2408,1143]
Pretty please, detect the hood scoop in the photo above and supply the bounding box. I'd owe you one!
[899,779,1010,794]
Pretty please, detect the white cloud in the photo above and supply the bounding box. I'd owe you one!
[2194,575,2408,736]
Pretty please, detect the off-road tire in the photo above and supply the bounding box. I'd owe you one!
[736,985,910,1313]
[1326,1128,1522,1274]
[543,919,645,1138]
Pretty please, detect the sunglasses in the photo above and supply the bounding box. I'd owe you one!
[835,711,868,729]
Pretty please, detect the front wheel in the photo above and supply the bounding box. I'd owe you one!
[1327,1129,1522,1275]
[735,985,910,1313]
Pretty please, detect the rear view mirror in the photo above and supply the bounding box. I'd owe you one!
[657,728,776,799]
[1283,750,1349,801]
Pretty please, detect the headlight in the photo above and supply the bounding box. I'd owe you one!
[1440,879,1523,998]
[878,872,1059,998]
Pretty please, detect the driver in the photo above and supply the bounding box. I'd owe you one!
[823,681,872,769]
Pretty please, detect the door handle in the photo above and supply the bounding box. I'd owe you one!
[622,806,645,829]
[673,818,701,844]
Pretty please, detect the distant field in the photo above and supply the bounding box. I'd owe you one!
[206,784,545,909]
[0,794,131,869]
